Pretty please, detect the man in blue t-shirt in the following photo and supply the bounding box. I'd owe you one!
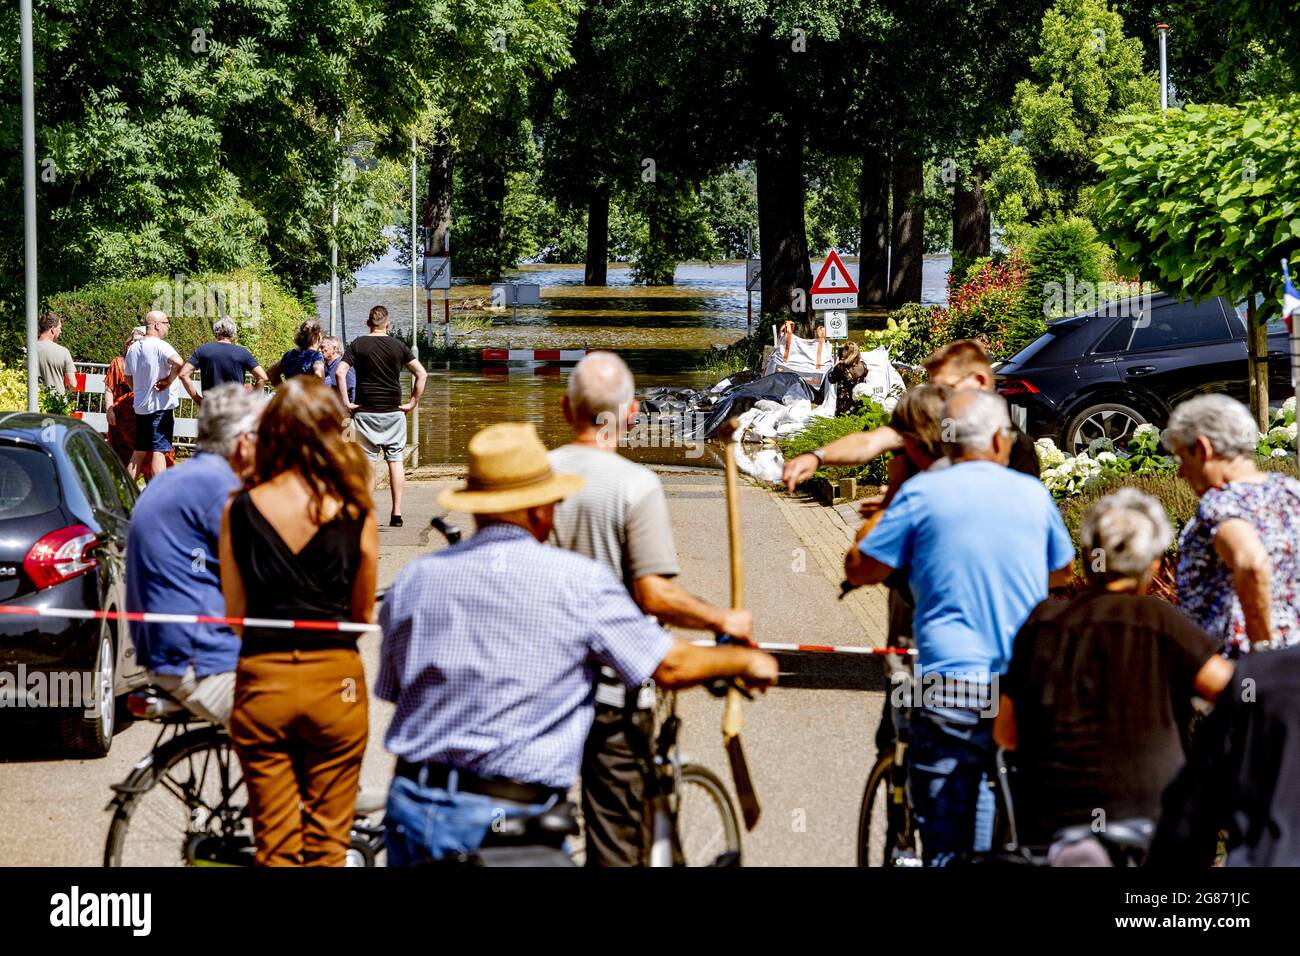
[181,317,268,397]
[126,384,266,725]
[845,389,1074,865]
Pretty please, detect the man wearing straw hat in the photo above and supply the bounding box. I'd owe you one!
[377,422,777,866]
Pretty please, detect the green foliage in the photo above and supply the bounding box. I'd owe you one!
[1023,216,1104,319]
[1057,472,1201,546]
[700,164,759,259]
[627,173,719,284]
[806,155,862,255]
[945,252,1038,358]
[42,270,306,367]
[1093,96,1300,322]
[780,397,892,487]
[1257,398,1298,459]
[977,0,1156,235]
[863,303,950,366]
[697,329,768,378]
[0,364,26,411]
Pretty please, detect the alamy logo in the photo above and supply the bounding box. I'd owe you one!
[49,886,151,936]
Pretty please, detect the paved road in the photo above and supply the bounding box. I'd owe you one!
[0,468,887,866]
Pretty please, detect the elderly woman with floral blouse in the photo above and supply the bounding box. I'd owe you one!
[1164,394,1300,655]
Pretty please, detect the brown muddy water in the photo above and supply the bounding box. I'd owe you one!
[314,255,951,464]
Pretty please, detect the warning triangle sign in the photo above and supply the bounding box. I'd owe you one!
[810,250,858,295]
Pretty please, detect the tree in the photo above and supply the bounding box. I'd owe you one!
[978,0,1156,236]
[1093,96,1300,426]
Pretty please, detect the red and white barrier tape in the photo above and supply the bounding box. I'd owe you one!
[691,639,915,656]
[0,604,379,634]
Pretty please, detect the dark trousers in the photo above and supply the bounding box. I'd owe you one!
[581,702,653,867]
[909,704,996,866]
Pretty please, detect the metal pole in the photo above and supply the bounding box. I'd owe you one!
[1157,23,1169,113]
[21,0,38,412]
[330,122,340,336]
[443,227,451,348]
[410,133,419,468]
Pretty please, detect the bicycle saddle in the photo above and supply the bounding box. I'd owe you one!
[1053,817,1154,853]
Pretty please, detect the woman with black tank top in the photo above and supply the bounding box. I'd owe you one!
[219,375,379,866]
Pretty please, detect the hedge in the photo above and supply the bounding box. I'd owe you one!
[32,269,308,368]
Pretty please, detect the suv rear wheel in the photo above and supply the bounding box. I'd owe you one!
[1063,402,1149,456]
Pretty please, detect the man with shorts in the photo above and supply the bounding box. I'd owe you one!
[335,305,427,526]
[124,310,184,481]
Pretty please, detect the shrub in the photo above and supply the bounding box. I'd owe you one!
[697,328,768,378]
[43,269,307,368]
[864,302,951,366]
[780,397,891,487]
[944,251,1036,359]
[1023,217,1104,321]
[0,363,77,414]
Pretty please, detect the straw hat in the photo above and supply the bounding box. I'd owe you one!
[439,422,584,514]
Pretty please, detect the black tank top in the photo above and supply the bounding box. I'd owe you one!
[227,490,363,655]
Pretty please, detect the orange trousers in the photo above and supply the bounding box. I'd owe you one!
[231,648,368,867]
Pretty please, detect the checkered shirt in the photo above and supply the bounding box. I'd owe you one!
[377,523,674,789]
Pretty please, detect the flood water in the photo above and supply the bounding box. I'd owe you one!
[314,252,952,464]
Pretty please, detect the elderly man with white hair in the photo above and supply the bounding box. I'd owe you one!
[180,316,268,399]
[549,350,754,867]
[1164,393,1300,655]
[994,489,1233,857]
[845,388,1075,865]
[126,383,267,726]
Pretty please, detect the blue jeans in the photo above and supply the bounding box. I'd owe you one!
[909,705,996,866]
[384,769,557,867]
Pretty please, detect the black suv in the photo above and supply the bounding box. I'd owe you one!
[996,293,1291,454]
[0,413,145,756]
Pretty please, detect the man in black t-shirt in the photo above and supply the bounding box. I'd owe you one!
[993,489,1233,850]
[335,305,428,527]
[181,318,268,398]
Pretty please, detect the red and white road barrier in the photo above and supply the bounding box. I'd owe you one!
[692,639,915,656]
[0,604,380,634]
[481,348,588,363]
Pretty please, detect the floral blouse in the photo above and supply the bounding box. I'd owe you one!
[1177,472,1300,655]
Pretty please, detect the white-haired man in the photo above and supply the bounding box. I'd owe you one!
[126,383,266,725]
[124,309,184,480]
[549,351,754,867]
[845,388,1075,865]
[181,317,268,400]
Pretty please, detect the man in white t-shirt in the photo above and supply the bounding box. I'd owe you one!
[549,351,753,866]
[124,310,184,480]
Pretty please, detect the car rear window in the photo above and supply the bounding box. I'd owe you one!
[0,445,60,520]
[1092,300,1230,353]
[1005,323,1081,366]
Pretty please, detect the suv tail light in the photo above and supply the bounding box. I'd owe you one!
[997,378,1041,397]
[23,524,99,589]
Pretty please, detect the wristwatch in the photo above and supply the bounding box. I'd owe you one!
[811,448,826,465]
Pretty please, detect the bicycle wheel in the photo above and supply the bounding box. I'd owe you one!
[104,726,252,867]
[676,764,741,866]
[857,749,921,867]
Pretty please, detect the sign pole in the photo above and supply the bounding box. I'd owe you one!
[1157,23,1169,113]
[330,122,340,337]
[21,0,38,412]
[409,134,419,470]
[746,228,753,332]
[443,226,451,349]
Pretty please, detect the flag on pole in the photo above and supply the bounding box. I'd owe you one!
[1284,259,1300,332]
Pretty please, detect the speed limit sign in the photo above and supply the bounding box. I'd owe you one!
[824,310,848,339]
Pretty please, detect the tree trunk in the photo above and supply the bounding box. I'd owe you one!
[757,126,813,334]
[424,129,453,255]
[482,157,508,276]
[1247,297,1270,430]
[584,189,609,286]
[888,151,925,308]
[859,150,890,307]
[952,166,990,266]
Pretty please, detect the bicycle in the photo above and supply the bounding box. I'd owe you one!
[102,688,387,867]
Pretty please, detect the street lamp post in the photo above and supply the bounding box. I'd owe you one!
[1157,23,1170,113]
[21,0,38,412]
[330,122,340,337]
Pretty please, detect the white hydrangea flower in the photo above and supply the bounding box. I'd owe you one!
[1267,425,1296,446]
[1133,423,1160,440]
[1271,447,1291,458]
[1096,451,1119,465]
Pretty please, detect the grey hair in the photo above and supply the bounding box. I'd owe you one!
[195,383,266,458]
[1163,394,1258,460]
[212,317,237,340]
[568,351,635,427]
[320,335,342,354]
[1080,488,1173,580]
[941,389,1012,457]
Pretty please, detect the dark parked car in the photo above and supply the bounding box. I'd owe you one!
[0,413,145,756]
[996,293,1292,454]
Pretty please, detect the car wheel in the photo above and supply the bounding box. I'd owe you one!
[59,630,115,758]
[1063,402,1149,457]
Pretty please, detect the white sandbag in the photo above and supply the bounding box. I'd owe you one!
[734,444,785,484]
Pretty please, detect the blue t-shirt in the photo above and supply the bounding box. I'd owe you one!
[324,355,356,401]
[862,460,1074,682]
[189,341,259,392]
[280,347,324,379]
[126,452,242,675]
